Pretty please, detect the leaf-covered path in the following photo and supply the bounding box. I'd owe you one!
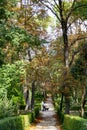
[30,97,62,130]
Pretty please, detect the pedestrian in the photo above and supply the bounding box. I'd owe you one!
[41,100,45,111]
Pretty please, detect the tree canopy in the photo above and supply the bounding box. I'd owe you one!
[0,0,87,117]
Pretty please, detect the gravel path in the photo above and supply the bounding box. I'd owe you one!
[30,97,62,130]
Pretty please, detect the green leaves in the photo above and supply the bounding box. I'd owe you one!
[0,96,15,119]
[71,43,87,80]
[0,61,25,102]
[0,61,26,118]
[72,0,87,20]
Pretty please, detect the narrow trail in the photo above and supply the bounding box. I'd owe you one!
[30,97,62,130]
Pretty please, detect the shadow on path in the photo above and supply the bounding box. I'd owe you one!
[30,97,62,130]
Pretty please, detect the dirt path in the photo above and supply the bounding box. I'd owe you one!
[30,97,62,130]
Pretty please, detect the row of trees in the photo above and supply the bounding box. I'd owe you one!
[0,0,50,118]
[0,0,87,119]
[36,0,87,116]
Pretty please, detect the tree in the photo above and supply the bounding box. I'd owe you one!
[25,46,50,109]
[37,0,87,114]
[71,42,87,117]
[0,0,50,113]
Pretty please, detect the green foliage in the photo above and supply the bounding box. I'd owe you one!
[0,23,43,65]
[0,95,16,119]
[0,106,40,130]
[70,105,80,111]
[72,0,87,20]
[0,61,25,97]
[63,115,87,130]
[71,59,84,79]
[71,43,87,80]
[53,96,64,123]
[5,26,39,46]
[34,106,40,117]
[35,91,43,101]
[57,107,64,124]
[0,23,8,66]
[0,116,24,130]
[0,0,12,21]
[0,61,26,117]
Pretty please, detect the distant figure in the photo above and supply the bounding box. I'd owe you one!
[41,101,49,111]
[41,101,45,111]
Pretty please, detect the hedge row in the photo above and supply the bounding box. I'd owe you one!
[0,107,40,130]
[57,108,64,124]
[63,114,87,130]
[53,98,64,124]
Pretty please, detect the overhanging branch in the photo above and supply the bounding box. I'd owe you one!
[38,0,61,22]
[67,16,79,29]
[69,49,80,67]
[66,0,76,21]
[70,35,87,48]
[54,0,60,11]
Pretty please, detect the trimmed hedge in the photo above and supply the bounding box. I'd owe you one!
[63,115,87,130]
[0,116,24,130]
[0,106,40,130]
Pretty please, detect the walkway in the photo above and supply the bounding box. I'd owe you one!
[30,97,62,130]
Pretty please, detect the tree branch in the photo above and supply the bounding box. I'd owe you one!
[70,35,87,48]
[67,16,78,29]
[54,0,60,11]
[66,0,76,21]
[58,0,65,24]
[69,49,80,67]
[38,0,61,22]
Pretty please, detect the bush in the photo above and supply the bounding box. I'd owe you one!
[63,115,87,130]
[0,96,16,119]
[53,96,64,124]
[0,116,24,130]
[0,106,40,130]
[57,107,64,123]
[34,106,40,117]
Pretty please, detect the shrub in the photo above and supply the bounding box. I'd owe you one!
[0,116,24,130]
[53,96,64,124]
[34,106,40,117]
[70,105,80,110]
[0,106,40,130]
[57,107,64,123]
[0,96,16,119]
[63,115,87,130]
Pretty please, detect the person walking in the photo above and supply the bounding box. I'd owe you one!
[41,101,45,111]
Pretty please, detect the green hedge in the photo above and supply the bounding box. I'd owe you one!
[53,97,64,124]
[57,108,64,124]
[63,115,87,130]
[0,116,24,130]
[70,105,80,110]
[0,106,40,130]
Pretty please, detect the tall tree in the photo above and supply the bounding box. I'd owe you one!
[71,42,87,117]
[37,0,87,114]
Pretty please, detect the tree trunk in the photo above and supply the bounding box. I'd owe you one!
[60,93,64,112]
[43,90,47,99]
[31,81,35,110]
[59,0,69,68]
[65,94,70,114]
[60,11,70,114]
[24,87,30,111]
[63,24,71,114]
[81,85,86,117]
